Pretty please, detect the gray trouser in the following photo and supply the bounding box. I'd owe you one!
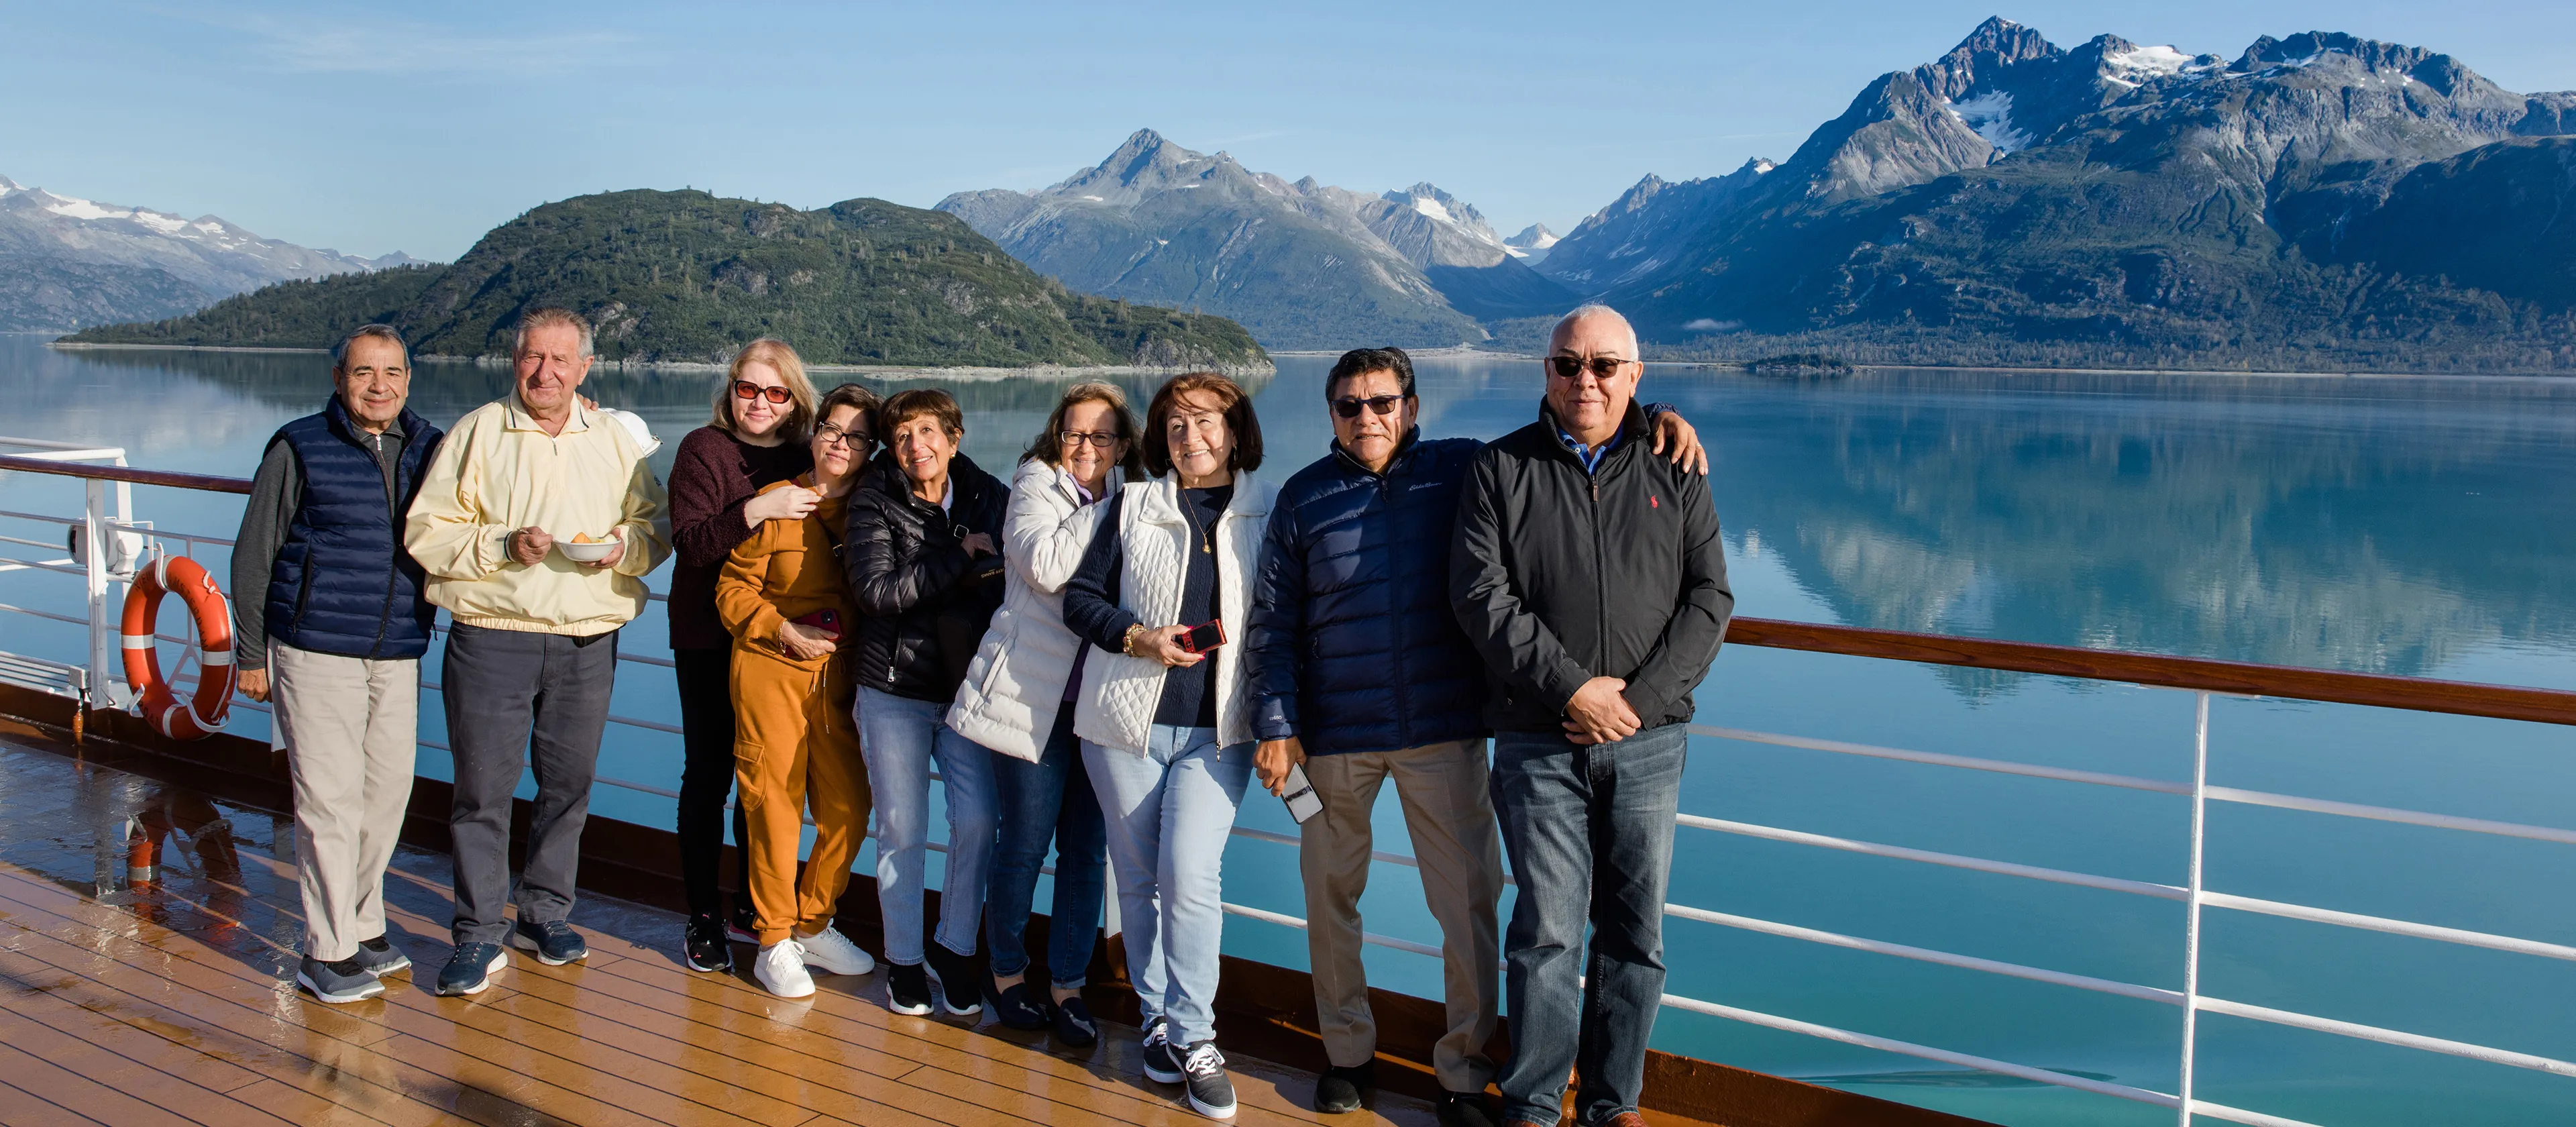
[272,643,419,963]
[1300,739,1503,1093]
[441,622,616,947]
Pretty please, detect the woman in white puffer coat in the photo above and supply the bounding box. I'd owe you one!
[945,382,1138,1047]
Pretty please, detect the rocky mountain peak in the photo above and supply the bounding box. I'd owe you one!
[1505,223,1558,250]
[1916,16,2061,100]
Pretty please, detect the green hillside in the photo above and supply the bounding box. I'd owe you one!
[64,190,1269,372]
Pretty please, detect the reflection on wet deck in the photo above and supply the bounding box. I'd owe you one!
[0,735,1451,1127]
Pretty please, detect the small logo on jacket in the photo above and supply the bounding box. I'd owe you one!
[1651,494,1660,508]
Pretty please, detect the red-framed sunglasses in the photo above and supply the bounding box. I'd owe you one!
[733,380,793,405]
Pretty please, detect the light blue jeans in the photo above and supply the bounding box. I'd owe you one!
[856,687,997,967]
[1085,725,1250,1046]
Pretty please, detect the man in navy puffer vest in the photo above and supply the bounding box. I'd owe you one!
[1243,347,1705,1126]
[232,324,444,1006]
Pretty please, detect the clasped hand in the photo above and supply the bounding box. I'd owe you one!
[1563,676,1642,745]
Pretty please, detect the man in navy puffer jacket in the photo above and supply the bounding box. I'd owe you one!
[1244,347,1703,1126]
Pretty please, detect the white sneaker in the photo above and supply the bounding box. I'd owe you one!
[795,925,876,977]
[754,940,815,998]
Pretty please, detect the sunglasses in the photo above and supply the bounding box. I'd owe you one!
[1058,430,1122,449]
[732,380,793,405]
[1546,356,1634,380]
[1332,394,1404,419]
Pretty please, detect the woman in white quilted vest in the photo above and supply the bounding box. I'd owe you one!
[1061,372,1277,1120]
[943,382,1140,1048]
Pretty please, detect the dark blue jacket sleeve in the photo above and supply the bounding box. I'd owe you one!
[1244,493,1308,743]
[1060,492,1136,653]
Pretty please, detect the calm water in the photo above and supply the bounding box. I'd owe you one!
[5,336,2575,1126]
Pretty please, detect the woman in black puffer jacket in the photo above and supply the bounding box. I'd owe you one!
[843,388,1010,1017]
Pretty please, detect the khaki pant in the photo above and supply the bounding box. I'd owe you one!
[1301,740,1503,1092]
[733,646,871,946]
[272,643,419,963]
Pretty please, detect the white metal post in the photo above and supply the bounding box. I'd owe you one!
[2177,690,2212,1125]
[80,477,113,710]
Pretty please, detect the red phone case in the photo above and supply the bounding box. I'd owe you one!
[790,608,841,637]
[1179,619,1226,653]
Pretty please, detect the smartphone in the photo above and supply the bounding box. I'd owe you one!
[790,608,842,637]
[1179,619,1226,654]
[1280,763,1323,824]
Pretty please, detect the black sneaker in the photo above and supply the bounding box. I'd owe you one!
[350,935,411,978]
[433,942,506,997]
[683,913,732,973]
[885,962,934,1016]
[1052,994,1099,1047]
[1314,1060,1374,1113]
[1141,1017,1184,1083]
[513,918,589,965]
[727,900,759,945]
[924,942,983,1016]
[1438,1091,1500,1127]
[1180,1040,1237,1120]
[991,979,1049,1030]
[296,955,385,1004]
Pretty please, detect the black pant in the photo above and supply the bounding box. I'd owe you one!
[674,647,753,919]
[444,623,616,947]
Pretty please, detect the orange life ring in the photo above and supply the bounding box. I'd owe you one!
[120,553,235,741]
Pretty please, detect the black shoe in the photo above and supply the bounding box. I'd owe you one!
[1140,1017,1184,1083]
[1314,1061,1375,1113]
[1052,994,1099,1046]
[924,943,983,1016]
[727,900,760,945]
[350,935,411,977]
[1438,1091,1500,1127]
[885,962,934,1016]
[991,979,1049,1030]
[683,913,732,973]
[296,955,385,1004]
[1180,1040,1237,1120]
[513,918,588,966]
[433,942,506,997]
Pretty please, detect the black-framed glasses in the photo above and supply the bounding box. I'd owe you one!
[1332,394,1403,419]
[816,425,871,450]
[1058,430,1122,449]
[733,380,793,405]
[1546,355,1633,380]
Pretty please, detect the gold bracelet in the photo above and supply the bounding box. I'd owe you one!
[1122,623,1148,657]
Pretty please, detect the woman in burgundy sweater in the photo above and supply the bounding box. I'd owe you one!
[667,339,839,971]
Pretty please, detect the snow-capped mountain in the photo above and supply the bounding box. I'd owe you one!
[936,131,1575,349]
[0,174,411,331]
[1503,223,1560,266]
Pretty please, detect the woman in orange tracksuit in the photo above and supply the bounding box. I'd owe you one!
[716,380,883,998]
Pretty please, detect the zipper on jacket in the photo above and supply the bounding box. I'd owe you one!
[369,430,399,659]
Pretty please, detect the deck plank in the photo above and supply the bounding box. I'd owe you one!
[0,1079,104,1127]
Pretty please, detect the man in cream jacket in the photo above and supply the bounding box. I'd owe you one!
[405,307,671,996]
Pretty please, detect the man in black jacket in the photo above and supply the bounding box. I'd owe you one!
[1449,306,1733,1127]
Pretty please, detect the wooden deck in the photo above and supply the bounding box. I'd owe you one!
[0,737,1455,1127]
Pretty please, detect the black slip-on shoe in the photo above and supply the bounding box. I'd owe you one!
[1438,1091,1501,1127]
[350,935,411,978]
[1181,1040,1238,1120]
[991,979,1050,1030]
[297,955,386,1004]
[1051,994,1099,1046]
[432,943,506,997]
[1314,1061,1375,1113]
[924,942,983,1016]
[885,962,935,1016]
[513,917,588,965]
[682,913,732,973]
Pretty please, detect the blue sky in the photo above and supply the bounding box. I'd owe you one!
[7,0,2573,260]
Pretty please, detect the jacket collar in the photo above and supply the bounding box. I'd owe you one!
[869,451,994,515]
[321,394,414,446]
[1538,400,1649,468]
[502,394,592,434]
[1330,426,1421,480]
[1134,468,1269,525]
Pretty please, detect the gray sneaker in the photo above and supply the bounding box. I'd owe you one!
[513,917,589,965]
[297,955,385,1004]
[350,936,411,977]
[1180,1040,1237,1120]
[1140,1017,1184,1084]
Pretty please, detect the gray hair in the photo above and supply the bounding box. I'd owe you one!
[512,306,596,359]
[332,323,409,368]
[1552,303,1641,359]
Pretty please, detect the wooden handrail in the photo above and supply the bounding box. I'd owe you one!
[1727,617,2576,727]
[0,455,254,496]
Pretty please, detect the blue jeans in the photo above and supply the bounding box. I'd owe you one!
[855,687,997,966]
[982,707,1108,986]
[1085,725,1250,1046]
[1491,722,1688,1127]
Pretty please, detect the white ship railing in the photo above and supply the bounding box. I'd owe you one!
[9,445,2576,1127]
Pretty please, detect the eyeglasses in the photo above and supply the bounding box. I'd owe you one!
[816,426,871,449]
[1332,394,1403,419]
[732,380,793,405]
[1058,431,1122,449]
[1546,355,1634,380]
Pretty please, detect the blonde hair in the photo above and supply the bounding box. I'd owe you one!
[710,338,818,441]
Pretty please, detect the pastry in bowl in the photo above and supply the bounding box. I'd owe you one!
[557,531,621,563]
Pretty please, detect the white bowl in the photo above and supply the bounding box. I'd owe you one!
[557,535,620,563]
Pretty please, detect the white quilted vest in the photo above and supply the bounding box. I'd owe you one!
[1072,470,1276,755]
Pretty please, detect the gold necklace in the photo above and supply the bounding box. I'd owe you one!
[1180,487,1214,554]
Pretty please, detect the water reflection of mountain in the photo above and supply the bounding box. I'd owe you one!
[1709,370,2576,681]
